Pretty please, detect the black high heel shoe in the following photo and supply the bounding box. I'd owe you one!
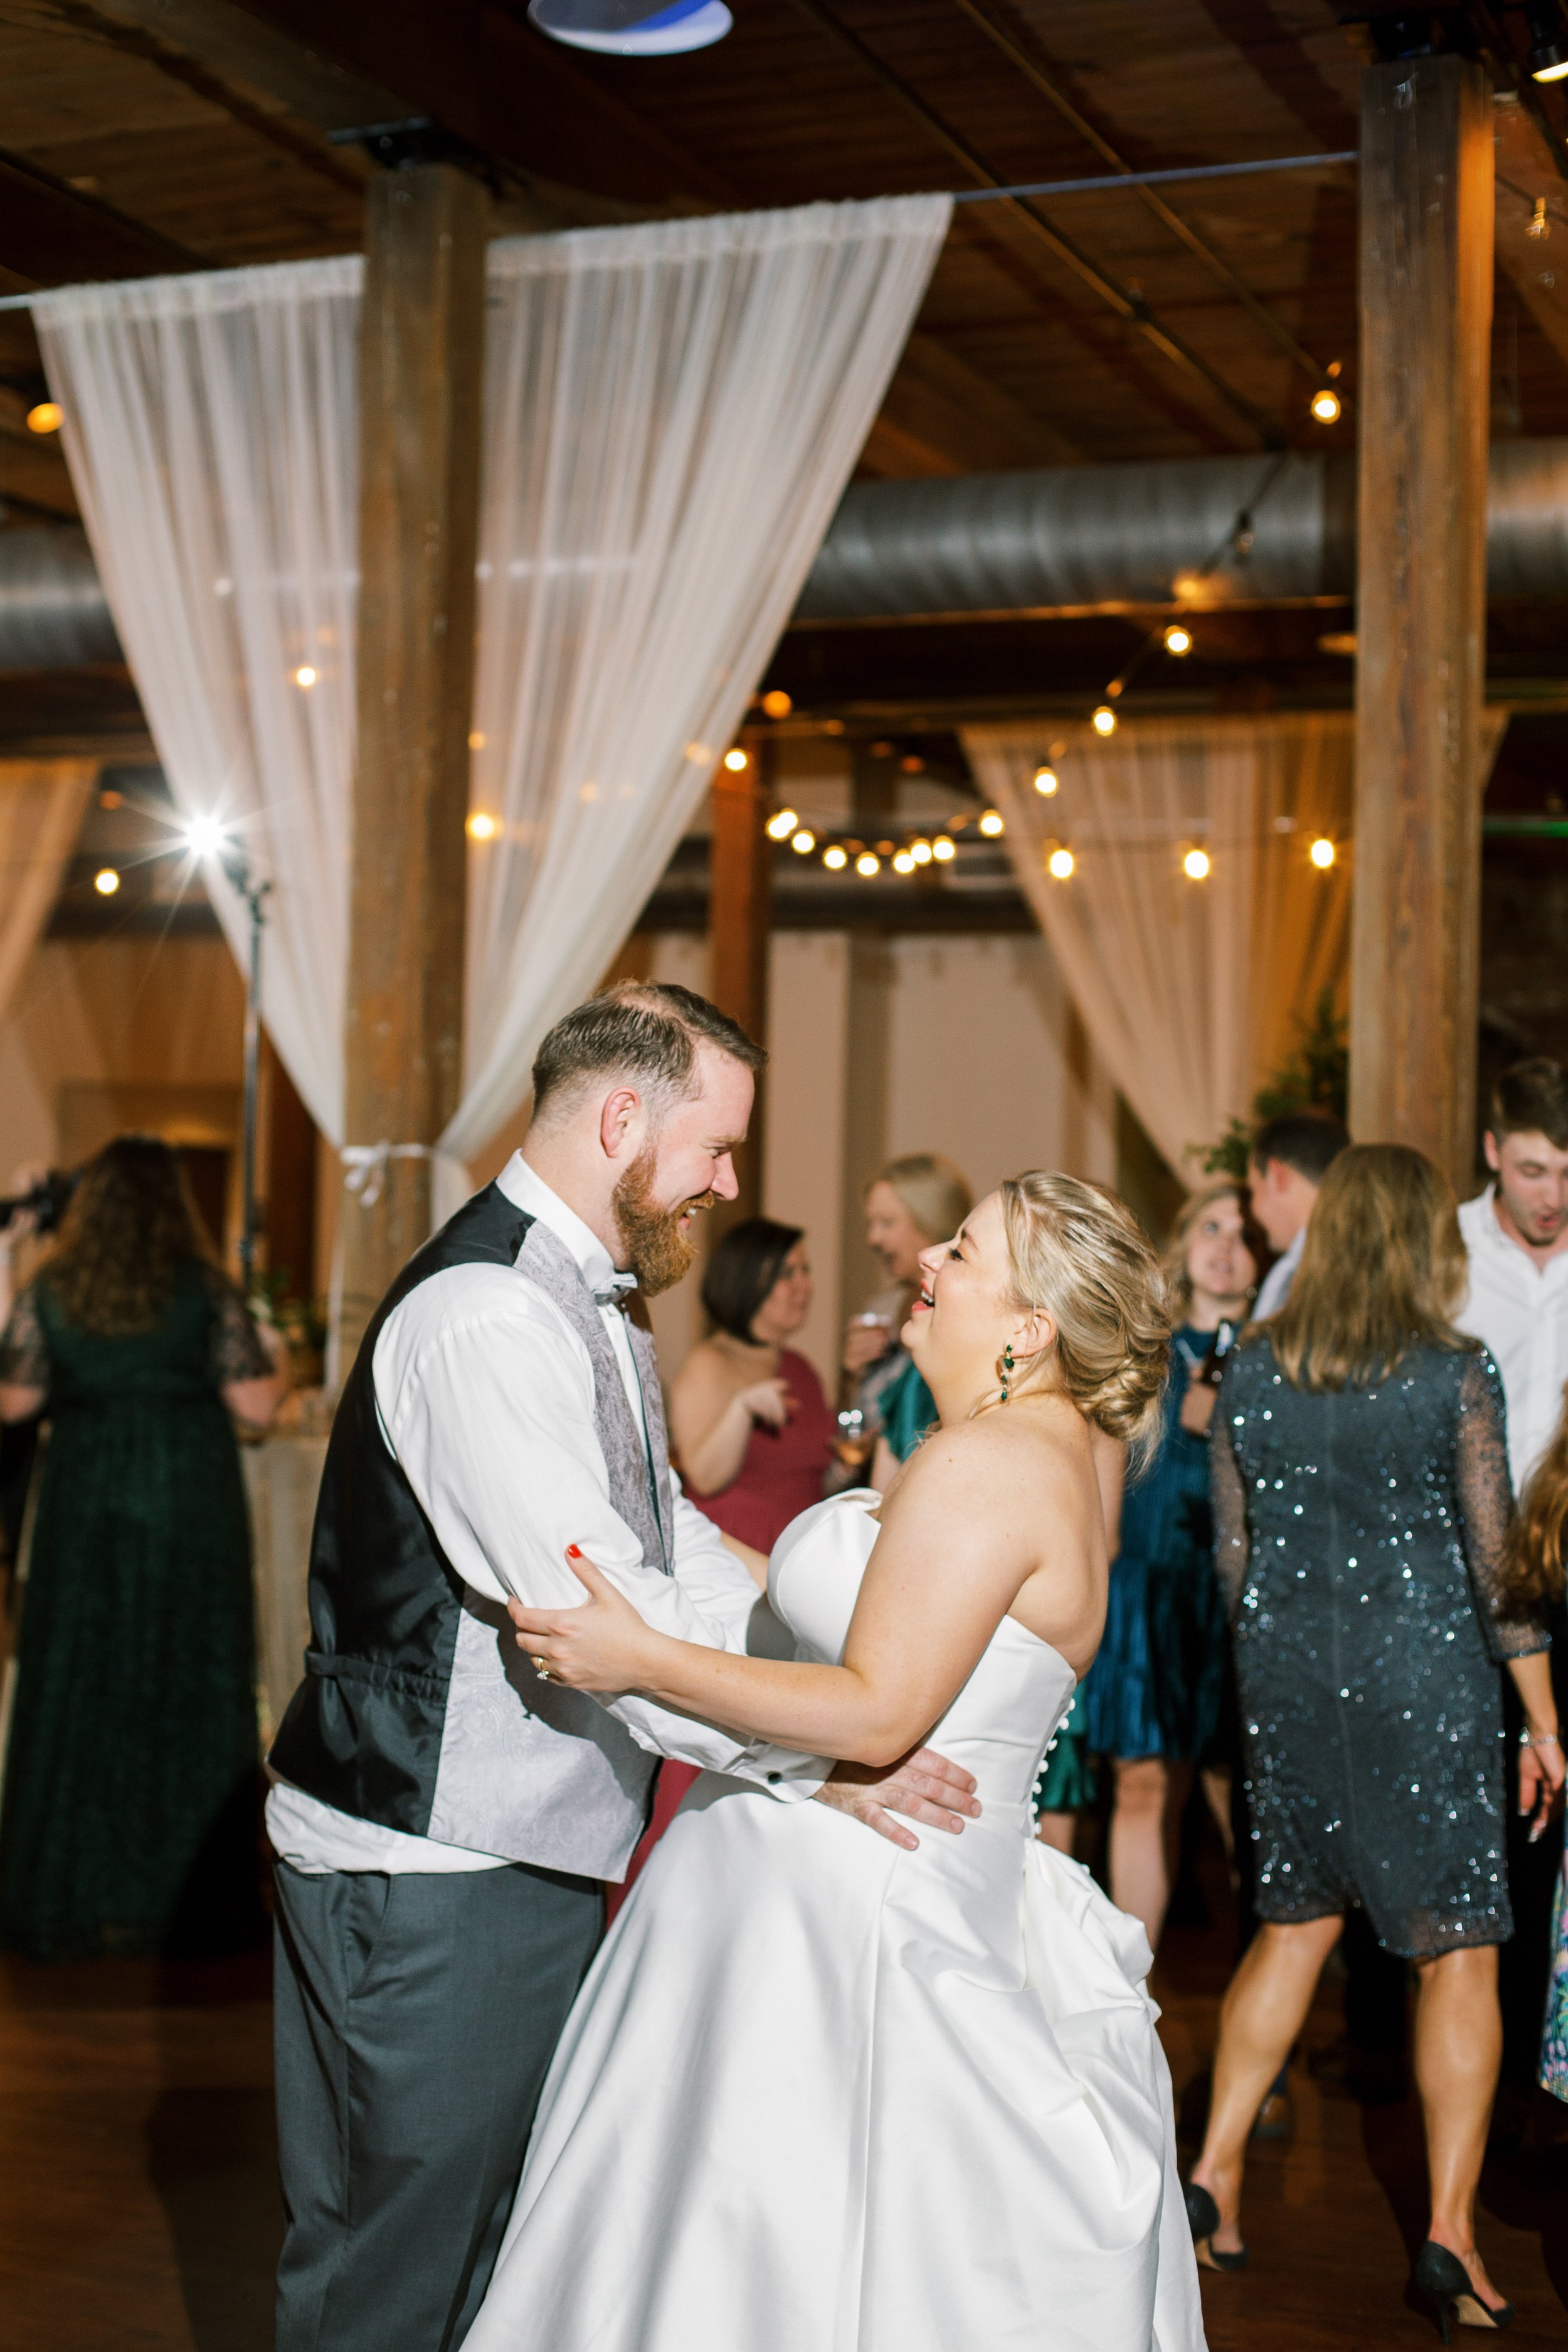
[1183,2181,1249,2274]
[1412,2242,1514,2341]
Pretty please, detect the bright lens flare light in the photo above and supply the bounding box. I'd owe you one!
[765,808,798,841]
[892,849,916,874]
[1183,848,1211,880]
[931,835,956,862]
[1310,386,1342,425]
[1092,706,1118,737]
[791,829,816,854]
[1310,836,1337,869]
[761,689,792,718]
[823,844,848,871]
[723,748,748,772]
[910,838,933,864]
[978,809,1005,837]
[183,814,230,862]
[1033,765,1059,797]
[294,664,317,689]
[1047,847,1075,880]
[93,867,120,896]
[466,812,499,842]
[855,851,881,877]
[1163,625,1192,657]
[26,401,63,435]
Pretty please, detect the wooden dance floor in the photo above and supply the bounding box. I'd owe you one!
[1,1897,1564,2351]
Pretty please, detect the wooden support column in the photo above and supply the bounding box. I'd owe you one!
[707,733,773,1228]
[338,164,487,1362]
[1348,56,1493,1189]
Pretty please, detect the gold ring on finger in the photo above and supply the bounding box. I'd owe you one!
[532,1656,551,1682]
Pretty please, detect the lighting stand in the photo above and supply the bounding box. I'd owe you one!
[219,845,271,1290]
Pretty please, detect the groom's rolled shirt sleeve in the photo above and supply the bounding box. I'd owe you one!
[374,1273,829,1798]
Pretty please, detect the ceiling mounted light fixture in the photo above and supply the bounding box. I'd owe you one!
[528,0,731,53]
[1310,384,1342,424]
[1527,1,1568,81]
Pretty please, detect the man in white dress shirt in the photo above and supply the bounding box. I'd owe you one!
[265,983,977,2352]
[1247,1109,1350,1320]
[1456,1057,1568,1492]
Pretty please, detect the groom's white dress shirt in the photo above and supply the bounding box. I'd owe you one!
[267,1153,827,1875]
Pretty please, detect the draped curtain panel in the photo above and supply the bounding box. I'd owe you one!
[439,197,952,1212]
[966,712,1509,1175]
[967,715,1355,1175]
[36,197,950,1214]
[0,759,98,1028]
[35,262,361,1145]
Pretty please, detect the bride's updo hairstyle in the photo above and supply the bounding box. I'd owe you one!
[997,1172,1172,1469]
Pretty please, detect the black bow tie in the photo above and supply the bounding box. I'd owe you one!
[592,1272,639,1310]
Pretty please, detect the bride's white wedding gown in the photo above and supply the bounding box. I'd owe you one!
[465,1492,1207,2352]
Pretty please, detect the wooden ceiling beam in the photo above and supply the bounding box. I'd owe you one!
[0,145,207,285]
[859,330,1081,477]
[229,0,736,207]
[1493,97,1568,379]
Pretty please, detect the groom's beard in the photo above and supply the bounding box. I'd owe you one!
[612,1147,716,1297]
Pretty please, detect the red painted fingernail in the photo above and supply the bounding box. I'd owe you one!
[566,1544,583,1559]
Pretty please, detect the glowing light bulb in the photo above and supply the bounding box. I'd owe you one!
[791,828,816,854]
[1047,847,1074,880]
[1310,836,1336,869]
[1033,765,1058,797]
[1184,847,1211,880]
[723,748,748,772]
[910,839,933,864]
[93,866,120,896]
[892,849,916,874]
[26,401,62,435]
[765,807,799,840]
[466,812,499,842]
[469,731,487,750]
[931,835,956,862]
[294,664,317,689]
[978,809,1004,837]
[1092,706,1118,737]
[823,844,848,871]
[855,851,881,877]
[761,689,792,718]
[1163,625,1192,657]
[1310,385,1342,425]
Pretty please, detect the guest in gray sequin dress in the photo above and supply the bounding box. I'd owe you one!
[1185,1147,1562,2329]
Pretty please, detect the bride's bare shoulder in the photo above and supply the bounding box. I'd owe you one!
[887,1399,1084,1512]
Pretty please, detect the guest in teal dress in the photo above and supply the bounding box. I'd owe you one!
[1080,1179,1259,1948]
[0,1136,283,1959]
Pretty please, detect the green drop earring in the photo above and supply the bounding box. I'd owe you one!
[1000,1342,1015,1403]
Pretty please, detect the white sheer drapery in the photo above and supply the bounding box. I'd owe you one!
[36,200,949,1212]
[34,261,362,1145]
[967,712,1509,1173]
[0,759,97,1027]
[440,198,951,1212]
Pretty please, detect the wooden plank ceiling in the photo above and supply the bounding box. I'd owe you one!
[3,0,1568,531]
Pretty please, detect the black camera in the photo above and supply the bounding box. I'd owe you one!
[0,1170,75,1236]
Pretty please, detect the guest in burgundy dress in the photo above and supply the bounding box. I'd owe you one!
[609,1220,835,1915]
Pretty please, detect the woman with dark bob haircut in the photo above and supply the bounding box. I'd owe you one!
[669,1217,837,1556]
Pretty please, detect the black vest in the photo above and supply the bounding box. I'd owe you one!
[269,1183,669,1870]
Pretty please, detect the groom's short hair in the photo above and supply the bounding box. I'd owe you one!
[531,982,765,1127]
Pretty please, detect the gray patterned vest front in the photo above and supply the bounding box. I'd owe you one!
[269,1181,675,1880]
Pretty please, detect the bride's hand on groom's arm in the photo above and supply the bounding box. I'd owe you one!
[509,1547,665,1692]
[814,1751,981,1850]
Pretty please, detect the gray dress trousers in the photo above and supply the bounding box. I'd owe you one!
[273,1858,603,2352]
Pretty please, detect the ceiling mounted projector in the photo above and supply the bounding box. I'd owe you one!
[528,0,732,55]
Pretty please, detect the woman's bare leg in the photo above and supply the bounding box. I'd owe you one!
[1414,1944,1509,2316]
[1108,1756,1192,1948]
[1200,1765,1236,1878]
[1034,1809,1076,1854]
[1189,1915,1342,2255]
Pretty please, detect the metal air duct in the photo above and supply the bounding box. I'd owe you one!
[0,527,122,668]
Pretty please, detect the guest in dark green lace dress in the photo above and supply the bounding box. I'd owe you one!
[0,1135,283,1959]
